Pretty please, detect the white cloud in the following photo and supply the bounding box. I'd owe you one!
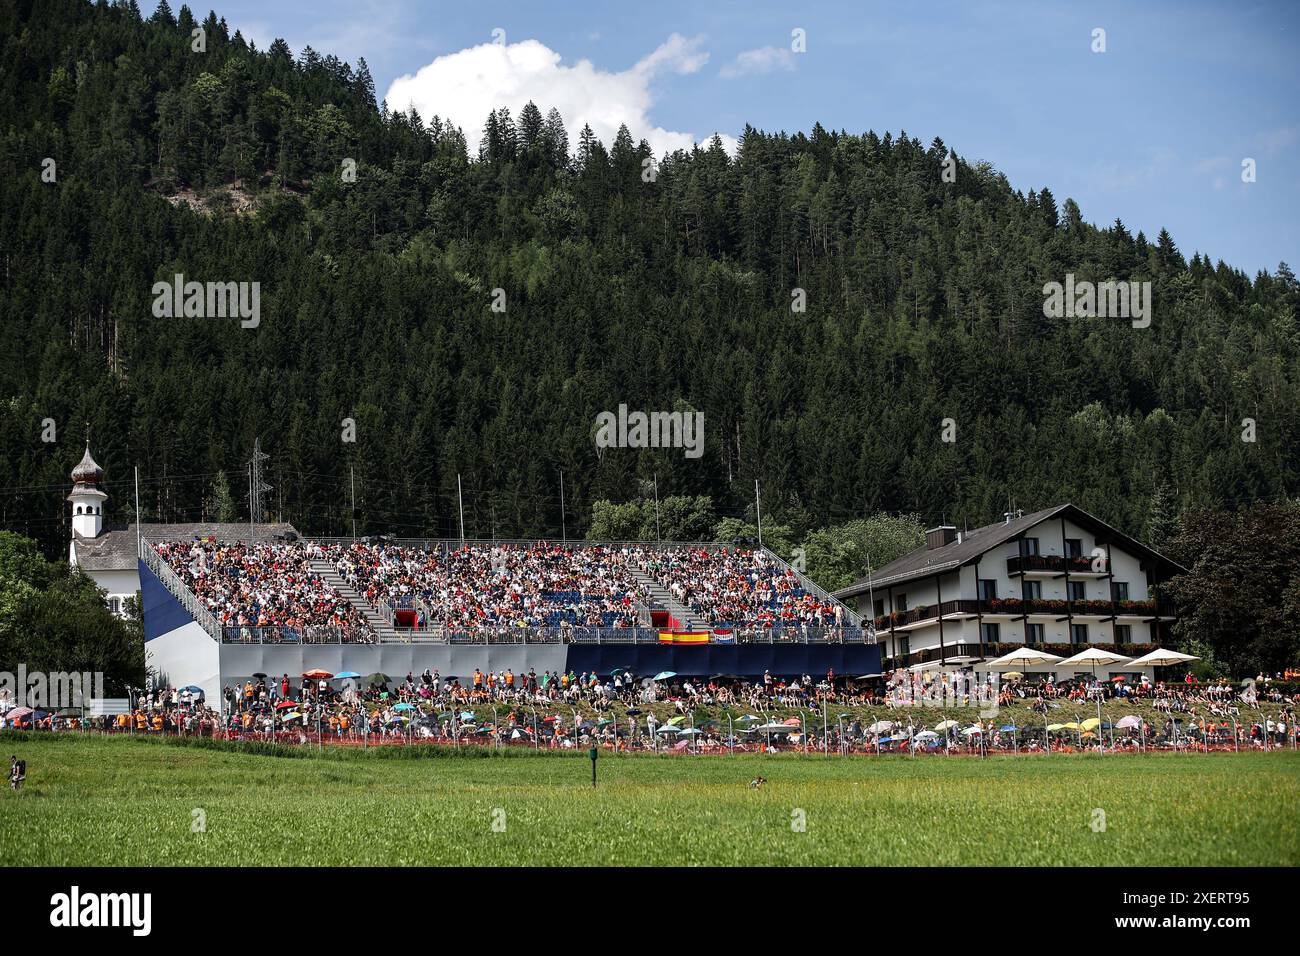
[719,46,796,79]
[384,34,736,158]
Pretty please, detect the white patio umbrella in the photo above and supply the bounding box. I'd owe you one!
[1056,648,1133,747]
[985,647,1066,669]
[1123,648,1199,747]
[1126,648,1199,668]
[986,648,1066,744]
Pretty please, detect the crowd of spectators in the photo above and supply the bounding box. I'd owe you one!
[155,537,856,637]
[323,541,643,629]
[156,540,370,639]
[634,546,845,628]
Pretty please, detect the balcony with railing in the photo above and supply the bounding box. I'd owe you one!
[872,597,1175,630]
[1007,554,1108,577]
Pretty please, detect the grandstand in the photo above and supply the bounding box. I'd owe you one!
[66,443,875,699]
[137,531,876,699]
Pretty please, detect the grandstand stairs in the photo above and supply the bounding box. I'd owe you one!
[628,567,710,632]
[309,559,400,642]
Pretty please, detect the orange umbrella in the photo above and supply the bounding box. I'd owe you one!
[302,669,333,679]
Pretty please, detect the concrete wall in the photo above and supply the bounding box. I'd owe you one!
[146,620,221,700]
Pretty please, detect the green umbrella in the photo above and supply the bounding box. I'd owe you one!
[364,672,392,686]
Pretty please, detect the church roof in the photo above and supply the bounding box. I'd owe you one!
[70,445,105,485]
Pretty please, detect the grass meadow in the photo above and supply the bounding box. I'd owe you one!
[1,732,1296,866]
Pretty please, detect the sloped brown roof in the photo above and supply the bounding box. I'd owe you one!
[72,522,299,572]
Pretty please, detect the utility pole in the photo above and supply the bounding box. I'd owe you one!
[559,470,567,543]
[653,472,661,544]
[350,466,356,539]
[134,466,141,556]
[866,554,875,644]
[457,473,465,543]
[248,438,272,532]
[755,479,763,549]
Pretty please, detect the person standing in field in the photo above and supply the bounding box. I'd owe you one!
[9,755,25,790]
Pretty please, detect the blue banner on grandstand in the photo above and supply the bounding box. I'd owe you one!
[140,559,197,642]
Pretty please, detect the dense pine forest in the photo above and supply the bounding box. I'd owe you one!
[2,0,1298,575]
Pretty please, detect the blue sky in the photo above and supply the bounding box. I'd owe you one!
[206,0,1298,275]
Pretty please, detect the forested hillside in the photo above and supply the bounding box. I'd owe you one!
[2,0,1298,565]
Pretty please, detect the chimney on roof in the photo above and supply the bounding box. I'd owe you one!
[925,525,958,550]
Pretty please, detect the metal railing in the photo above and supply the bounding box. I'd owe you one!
[874,598,1175,629]
[138,538,222,641]
[1007,554,1102,576]
[219,624,875,646]
[221,625,375,645]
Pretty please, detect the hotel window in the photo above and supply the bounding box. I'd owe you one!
[898,636,910,658]
[107,596,121,615]
[1020,537,1040,556]
[978,579,997,601]
[1070,623,1089,645]
[980,622,1000,644]
[1022,580,1041,601]
[1068,581,1085,602]
[873,599,884,619]
[1025,623,1044,645]
[1114,624,1132,644]
[1065,538,1083,558]
[1111,581,1129,602]
[896,594,908,612]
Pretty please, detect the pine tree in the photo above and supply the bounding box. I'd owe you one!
[149,0,176,27]
[517,101,543,149]
[542,107,569,168]
[208,471,238,523]
[353,57,376,110]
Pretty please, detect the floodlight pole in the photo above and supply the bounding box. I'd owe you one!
[754,480,763,549]
[559,470,566,544]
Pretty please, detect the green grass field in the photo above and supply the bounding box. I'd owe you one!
[1,733,1296,866]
